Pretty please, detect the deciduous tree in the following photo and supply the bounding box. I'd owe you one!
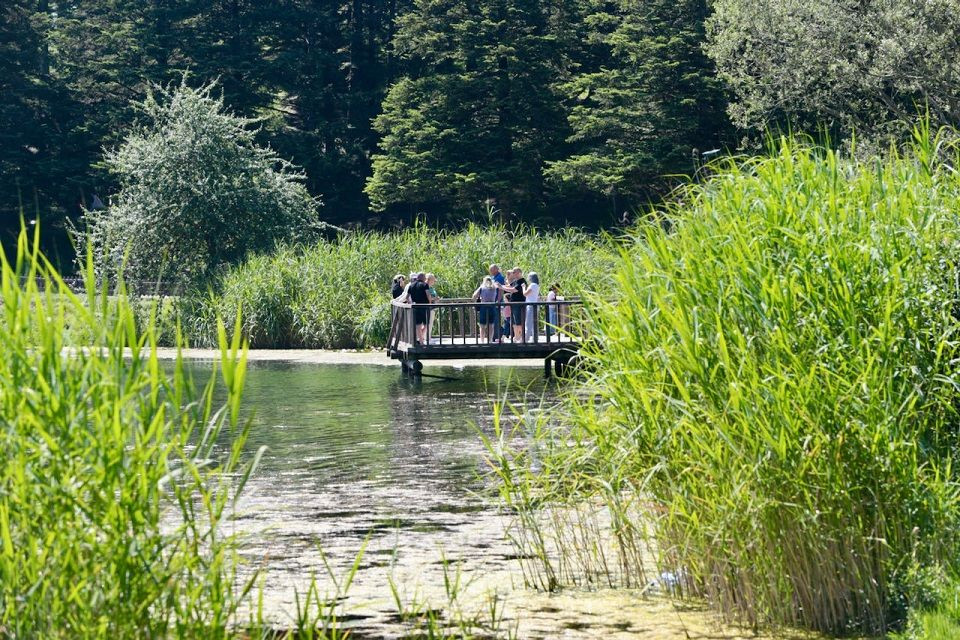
[707,0,960,137]
[79,81,322,287]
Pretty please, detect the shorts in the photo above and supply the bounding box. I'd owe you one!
[511,303,525,325]
[414,307,429,325]
[476,307,495,324]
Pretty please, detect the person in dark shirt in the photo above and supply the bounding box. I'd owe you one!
[391,274,406,299]
[405,272,432,344]
[499,267,527,342]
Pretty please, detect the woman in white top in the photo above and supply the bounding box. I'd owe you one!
[523,272,540,341]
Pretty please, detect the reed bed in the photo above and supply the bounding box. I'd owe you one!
[490,129,960,635]
[182,223,615,349]
[0,229,260,638]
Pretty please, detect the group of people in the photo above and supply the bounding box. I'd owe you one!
[391,265,560,344]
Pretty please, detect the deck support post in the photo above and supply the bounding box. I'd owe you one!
[544,357,552,378]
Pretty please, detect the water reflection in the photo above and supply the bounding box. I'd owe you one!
[188,362,553,630]
[178,361,789,639]
[225,362,549,487]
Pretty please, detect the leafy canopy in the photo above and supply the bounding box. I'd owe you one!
[80,80,321,288]
[706,0,960,138]
[547,0,728,202]
[365,0,570,215]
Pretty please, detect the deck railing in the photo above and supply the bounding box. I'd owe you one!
[388,297,585,351]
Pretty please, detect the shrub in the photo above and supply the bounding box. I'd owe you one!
[0,229,258,637]
[78,79,321,289]
[502,130,960,634]
[183,223,615,349]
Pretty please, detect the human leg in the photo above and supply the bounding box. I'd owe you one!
[511,304,525,340]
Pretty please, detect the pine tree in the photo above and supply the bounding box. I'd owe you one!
[546,0,729,211]
[0,1,86,261]
[365,0,571,218]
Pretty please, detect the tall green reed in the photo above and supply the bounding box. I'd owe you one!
[182,223,615,349]
[490,128,960,635]
[0,227,260,638]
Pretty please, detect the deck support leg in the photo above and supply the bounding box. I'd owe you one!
[555,358,565,377]
[544,357,552,378]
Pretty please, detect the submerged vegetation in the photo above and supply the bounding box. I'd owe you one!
[489,129,960,636]
[182,224,615,349]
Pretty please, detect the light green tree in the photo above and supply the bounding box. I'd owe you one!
[80,80,322,288]
[706,0,960,137]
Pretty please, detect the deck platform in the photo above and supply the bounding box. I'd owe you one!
[387,298,584,374]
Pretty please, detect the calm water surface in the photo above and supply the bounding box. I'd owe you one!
[207,362,553,633]
[191,361,773,640]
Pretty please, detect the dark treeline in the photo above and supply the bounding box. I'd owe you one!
[6,0,954,268]
[1,0,730,265]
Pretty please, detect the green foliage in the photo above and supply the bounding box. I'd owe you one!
[183,224,614,348]
[366,0,571,215]
[547,0,728,203]
[706,0,960,138]
[494,130,960,634]
[5,0,741,246]
[892,577,960,640]
[0,228,258,638]
[2,0,407,247]
[78,80,321,288]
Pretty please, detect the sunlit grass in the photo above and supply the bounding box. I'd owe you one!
[0,227,260,638]
[182,223,616,349]
[487,126,960,636]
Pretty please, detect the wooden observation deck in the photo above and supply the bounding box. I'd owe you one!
[387,298,584,376]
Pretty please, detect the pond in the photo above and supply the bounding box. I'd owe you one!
[198,360,789,640]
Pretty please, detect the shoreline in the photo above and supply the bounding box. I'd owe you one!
[149,347,542,368]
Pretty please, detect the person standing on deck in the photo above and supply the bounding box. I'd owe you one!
[391,274,406,299]
[499,267,527,342]
[523,272,541,342]
[472,276,499,342]
[426,273,440,342]
[489,264,507,339]
[403,272,432,345]
[546,283,560,337]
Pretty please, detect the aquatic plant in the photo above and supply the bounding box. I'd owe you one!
[0,227,261,638]
[183,223,615,349]
[491,128,960,635]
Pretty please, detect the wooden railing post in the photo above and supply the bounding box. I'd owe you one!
[407,304,416,346]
